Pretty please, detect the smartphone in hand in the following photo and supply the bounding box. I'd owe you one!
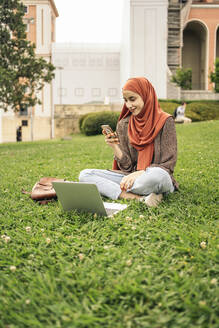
[101,125,116,138]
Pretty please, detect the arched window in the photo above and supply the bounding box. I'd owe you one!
[182,21,207,90]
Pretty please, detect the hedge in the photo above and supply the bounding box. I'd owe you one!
[79,101,219,136]
[80,111,120,136]
[79,113,91,131]
[160,101,219,122]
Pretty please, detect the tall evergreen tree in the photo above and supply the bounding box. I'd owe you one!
[0,0,55,112]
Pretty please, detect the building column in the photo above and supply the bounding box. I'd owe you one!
[208,27,216,90]
[120,0,168,99]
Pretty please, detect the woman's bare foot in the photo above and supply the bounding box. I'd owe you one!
[144,193,163,207]
[119,191,163,207]
[119,190,142,200]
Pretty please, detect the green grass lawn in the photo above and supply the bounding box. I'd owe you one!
[0,121,219,328]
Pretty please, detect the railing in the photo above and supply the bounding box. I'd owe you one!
[181,0,192,29]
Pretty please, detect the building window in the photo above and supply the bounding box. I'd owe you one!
[92,88,101,97]
[54,58,62,66]
[75,88,84,96]
[51,15,55,42]
[88,56,96,67]
[62,57,69,66]
[80,55,87,67]
[58,88,67,97]
[108,88,117,97]
[19,104,28,116]
[106,56,113,67]
[22,120,28,126]
[113,57,119,67]
[72,55,79,67]
[24,6,28,14]
[96,56,103,67]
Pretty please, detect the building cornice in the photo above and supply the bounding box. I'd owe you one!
[50,0,59,17]
[192,4,219,8]
[131,0,168,6]
[52,43,121,53]
[22,0,59,17]
[131,0,167,3]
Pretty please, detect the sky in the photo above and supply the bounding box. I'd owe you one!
[54,0,124,43]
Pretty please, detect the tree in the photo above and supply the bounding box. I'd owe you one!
[210,58,219,93]
[0,0,55,112]
[171,67,192,90]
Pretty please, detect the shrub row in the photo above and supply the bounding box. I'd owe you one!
[80,111,120,136]
[160,100,219,122]
[79,101,219,135]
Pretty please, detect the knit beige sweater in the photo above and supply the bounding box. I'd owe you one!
[114,116,178,189]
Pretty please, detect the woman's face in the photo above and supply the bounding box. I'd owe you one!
[122,90,144,116]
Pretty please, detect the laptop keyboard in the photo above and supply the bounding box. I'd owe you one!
[103,202,127,217]
[105,208,120,217]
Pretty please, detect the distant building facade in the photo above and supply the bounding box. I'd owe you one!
[52,43,121,105]
[53,0,219,106]
[52,0,169,104]
[168,0,219,97]
[183,0,219,90]
[0,0,58,143]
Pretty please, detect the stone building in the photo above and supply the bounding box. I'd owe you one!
[53,0,219,107]
[52,43,121,105]
[0,0,59,143]
[53,0,169,104]
[168,0,219,99]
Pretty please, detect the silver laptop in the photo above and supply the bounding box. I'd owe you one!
[52,181,127,217]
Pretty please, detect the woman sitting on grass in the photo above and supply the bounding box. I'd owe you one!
[79,77,178,207]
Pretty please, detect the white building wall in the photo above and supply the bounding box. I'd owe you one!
[52,44,121,105]
[35,82,52,117]
[36,4,52,55]
[0,1,57,143]
[120,0,131,92]
[121,0,168,98]
[35,4,53,118]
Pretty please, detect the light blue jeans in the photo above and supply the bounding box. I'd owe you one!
[79,167,174,200]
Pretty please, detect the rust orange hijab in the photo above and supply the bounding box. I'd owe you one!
[113,77,171,171]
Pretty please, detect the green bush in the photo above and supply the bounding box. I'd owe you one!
[80,101,219,136]
[171,67,192,90]
[159,101,180,115]
[159,101,219,122]
[78,113,90,131]
[81,111,120,136]
[187,102,219,122]
[210,57,219,93]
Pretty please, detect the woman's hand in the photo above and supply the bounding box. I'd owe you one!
[120,170,144,191]
[102,131,123,159]
[104,132,119,148]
